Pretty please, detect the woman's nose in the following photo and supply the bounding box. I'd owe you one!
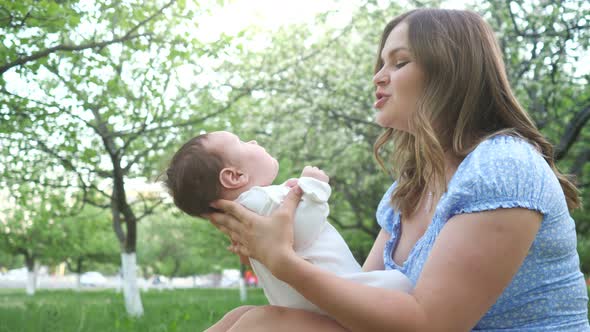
[373,68,390,86]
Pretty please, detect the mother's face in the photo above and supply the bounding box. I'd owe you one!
[372,22,425,133]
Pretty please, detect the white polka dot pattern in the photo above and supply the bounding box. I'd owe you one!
[376,135,590,331]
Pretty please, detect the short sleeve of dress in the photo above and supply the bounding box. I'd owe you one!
[376,182,398,234]
[447,136,562,219]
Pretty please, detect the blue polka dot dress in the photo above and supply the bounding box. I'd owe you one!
[377,135,590,331]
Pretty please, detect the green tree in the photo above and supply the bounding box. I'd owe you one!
[0,0,249,315]
[217,0,590,264]
[216,2,406,262]
[139,210,235,278]
[482,1,590,179]
[481,0,590,271]
[0,186,70,295]
[60,206,119,290]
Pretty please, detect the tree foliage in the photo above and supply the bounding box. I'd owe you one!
[61,206,119,275]
[0,0,247,256]
[1,0,588,275]
[139,210,236,277]
[0,186,70,270]
[215,0,590,263]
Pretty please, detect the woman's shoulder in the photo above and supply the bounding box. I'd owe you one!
[464,134,546,167]
[376,181,399,234]
[446,134,562,217]
[455,134,554,184]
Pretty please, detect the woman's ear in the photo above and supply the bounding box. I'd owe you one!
[219,167,249,189]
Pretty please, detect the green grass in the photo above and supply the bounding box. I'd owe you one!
[0,288,268,332]
[1,287,588,331]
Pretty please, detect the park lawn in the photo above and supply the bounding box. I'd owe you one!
[0,288,268,332]
[1,287,589,331]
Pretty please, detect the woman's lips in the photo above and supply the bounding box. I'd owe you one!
[374,95,390,108]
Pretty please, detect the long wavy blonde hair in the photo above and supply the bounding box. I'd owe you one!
[373,9,580,217]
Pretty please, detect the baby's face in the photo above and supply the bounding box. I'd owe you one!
[206,131,279,187]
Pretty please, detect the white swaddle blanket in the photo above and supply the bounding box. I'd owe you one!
[236,177,413,314]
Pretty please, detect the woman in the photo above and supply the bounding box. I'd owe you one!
[206,8,589,331]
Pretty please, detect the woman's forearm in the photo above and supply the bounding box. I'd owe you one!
[278,254,426,332]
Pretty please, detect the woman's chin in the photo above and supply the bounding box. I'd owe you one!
[375,114,394,128]
[375,113,409,132]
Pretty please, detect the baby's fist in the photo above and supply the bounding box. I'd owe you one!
[301,166,329,183]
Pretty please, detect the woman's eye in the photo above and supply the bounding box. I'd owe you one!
[395,61,409,69]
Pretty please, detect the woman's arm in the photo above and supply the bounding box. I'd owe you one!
[362,229,388,272]
[280,208,542,331]
[210,189,542,331]
[412,208,542,329]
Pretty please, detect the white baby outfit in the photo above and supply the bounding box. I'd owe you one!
[236,177,412,313]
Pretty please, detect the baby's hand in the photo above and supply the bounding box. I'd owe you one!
[301,166,329,183]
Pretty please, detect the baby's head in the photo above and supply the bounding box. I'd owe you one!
[164,131,279,217]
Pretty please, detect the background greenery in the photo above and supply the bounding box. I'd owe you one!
[0,0,588,327]
[0,288,268,331]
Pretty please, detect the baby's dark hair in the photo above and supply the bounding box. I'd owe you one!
[163,134,224,217]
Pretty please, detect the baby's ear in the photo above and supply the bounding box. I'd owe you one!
[219,167,249,189]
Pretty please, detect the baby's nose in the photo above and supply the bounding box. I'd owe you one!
[249,140,258,145]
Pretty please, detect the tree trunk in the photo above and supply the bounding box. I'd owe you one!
[75,258,83,291]
[25,256,37,296]
[116,268,122,293]
[171,259,180,278]
[121,252,144,317]
[239,263,247,302]
[111,177,144,315]
[76,273,81,291]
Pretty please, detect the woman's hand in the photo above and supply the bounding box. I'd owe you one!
[207,186,304,275]
[281,178,299,188]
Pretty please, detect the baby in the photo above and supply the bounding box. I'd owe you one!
[164,131,412,313]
